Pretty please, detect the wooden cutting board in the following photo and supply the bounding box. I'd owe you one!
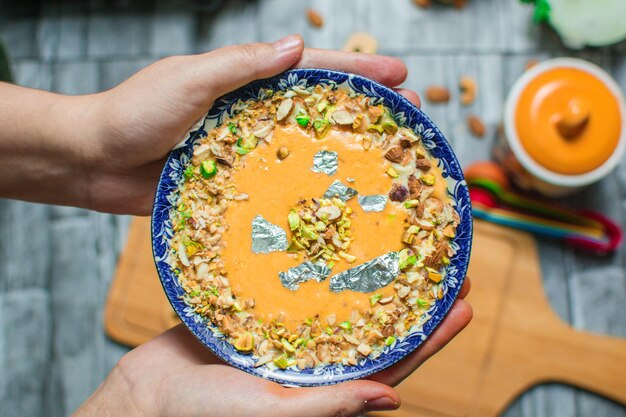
[104,218,626,416]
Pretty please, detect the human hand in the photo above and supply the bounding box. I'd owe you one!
[67,34,418,215]
[74,280,471,417]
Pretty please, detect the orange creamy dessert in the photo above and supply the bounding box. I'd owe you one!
[515,66,622,175]
[170,84,459,369]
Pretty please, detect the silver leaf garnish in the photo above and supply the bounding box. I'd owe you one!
[329,252,400,293]
[251,215,288,254]
[323,180,358,202]
[311,150,338,176]
[357,194,388,212]
[279,261,332,291]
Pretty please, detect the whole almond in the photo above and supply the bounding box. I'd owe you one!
[384,146,405,163]
[467,114,486,138]
[306,9,324,28]
[413,0,431,7]
[415,158,432,171]
[426,86,451,104]
[525,59,540,71]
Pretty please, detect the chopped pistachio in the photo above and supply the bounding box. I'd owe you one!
[314,221,327,231]
[184,238,203,257]
[386,167,399,178]
[300,225,318,240]
[228,122,238,134]
[369,293,382,306]
[403,199,420,208]
[233,332,254,352]
[384,335,396,346]
[287,240,306,252]
[398,248,417,270]
[416,298,430,309]
[367,124,384,134]
[339,321,352,332]
[338,251,356,263]
[407,225,420,234]
[421,174,436,185]
[380,110,398,134]
[295,109,310,127]
[235,138,249,155]
[273,354,291,369]
[237,135,258,155]
[428,270,443,283]
[200,160,218,179]
[281,338,296,353]
[288,210,300,231]
[442,256,450,265]
[183,165,195,180]
[443,225,456,238]
[313,119,331,137]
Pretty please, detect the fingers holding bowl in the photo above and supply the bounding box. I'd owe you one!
[367,299,473,387]
[295,48,408,88]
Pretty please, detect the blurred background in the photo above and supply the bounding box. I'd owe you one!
[0,0,625,416]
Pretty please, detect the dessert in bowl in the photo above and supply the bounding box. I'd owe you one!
[152,69,472,386]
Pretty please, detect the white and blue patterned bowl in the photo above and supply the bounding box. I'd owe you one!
[152,69,473,387]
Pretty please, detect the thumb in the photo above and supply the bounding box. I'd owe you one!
[196,35,304,98]
[275,380,401,417]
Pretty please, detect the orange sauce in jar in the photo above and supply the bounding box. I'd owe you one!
[515,67,622,175]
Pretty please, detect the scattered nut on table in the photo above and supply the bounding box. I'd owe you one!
[413,0,432,7]
[306,8,324,28]
[467,114,486,138]
[525,59,540,71]
[342,32,378,54]
[459,76,477,106]
[425,86,451,104]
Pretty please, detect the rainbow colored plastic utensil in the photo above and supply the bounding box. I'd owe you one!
[465,162,622,254]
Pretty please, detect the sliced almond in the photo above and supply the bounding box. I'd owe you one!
[379,295,394,305]
[316,205,341,222]
[251,120,275,138]
[331,109,355,125]
[276,98,293,121]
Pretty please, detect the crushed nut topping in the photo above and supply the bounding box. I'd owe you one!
[169,83,459,370]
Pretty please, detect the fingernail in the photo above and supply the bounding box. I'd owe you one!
[272,34,303,54]
[363,396,400,412]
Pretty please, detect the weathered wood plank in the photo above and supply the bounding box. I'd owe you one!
[0,200,50,291]
[0,289,51,417]
[47,216,107,415]
[196,0,258,52]
[100,57,155,90]
[87,11,152,59]
[37,2,88,61]
[150,8,196,57]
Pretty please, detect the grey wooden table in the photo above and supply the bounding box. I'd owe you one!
[0,1,625,416]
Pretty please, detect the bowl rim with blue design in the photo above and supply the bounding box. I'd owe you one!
[151,68,473,387]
